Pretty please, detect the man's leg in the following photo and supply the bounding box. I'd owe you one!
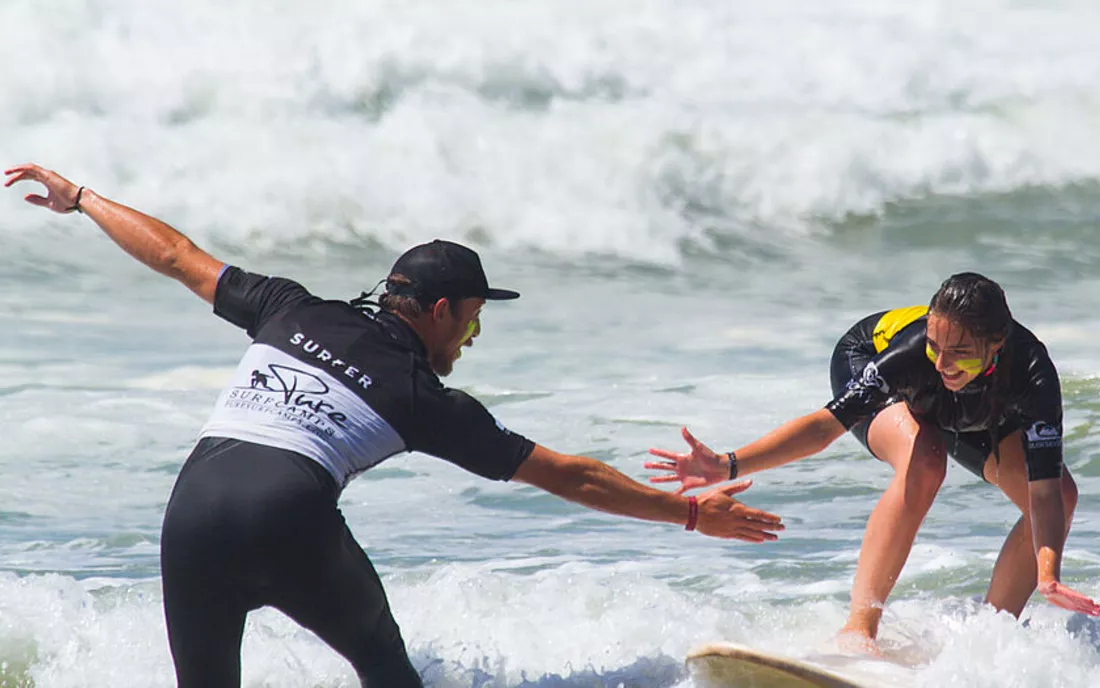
[842,402,948,642]
[982,432,1079,616]
[160,438,259,688]
[270,519,422,688]
[162,578,248,688]
[161,515,249,688]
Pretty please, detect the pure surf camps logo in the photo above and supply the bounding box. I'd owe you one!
[227,363,349,434]
[246,364,333,405]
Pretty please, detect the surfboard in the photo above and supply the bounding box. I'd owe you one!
[686,642,885,688]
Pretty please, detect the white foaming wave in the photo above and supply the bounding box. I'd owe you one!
[390,560,801,685]
[1,567,1099,686]
[0,574,174,687]
[3,0,1100,263]
[0,573,358,687]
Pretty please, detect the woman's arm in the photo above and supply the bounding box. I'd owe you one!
[733,408,848,476]
[647,408,847,492]
[1029,477,1100,615]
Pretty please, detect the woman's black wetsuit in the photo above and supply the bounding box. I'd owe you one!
[826,306,1063,482]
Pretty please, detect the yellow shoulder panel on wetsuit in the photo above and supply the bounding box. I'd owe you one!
[872,306,928,353]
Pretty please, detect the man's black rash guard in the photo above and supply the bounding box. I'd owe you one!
[201,266,535,489]
[826,307,1064,482]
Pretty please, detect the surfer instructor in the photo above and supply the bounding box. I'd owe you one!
[5,163,784,687]
[648,273,1100,650]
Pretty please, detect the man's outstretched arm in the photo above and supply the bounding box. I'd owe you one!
[5,164,224,303]
[512,444,784,543]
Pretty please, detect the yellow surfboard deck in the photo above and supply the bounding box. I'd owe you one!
[687,642,889,688]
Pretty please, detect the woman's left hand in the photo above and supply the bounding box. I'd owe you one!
[1039,580,1100,616]
[645,426,729,494]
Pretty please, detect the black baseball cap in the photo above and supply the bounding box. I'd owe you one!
[385,239,520,302]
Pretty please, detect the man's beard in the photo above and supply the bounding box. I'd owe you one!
[430,350,455,377]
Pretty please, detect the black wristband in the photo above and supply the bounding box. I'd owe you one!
[727,451,738,480]
[67,186,85,214]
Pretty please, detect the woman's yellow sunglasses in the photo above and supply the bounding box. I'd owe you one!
[925,343,984,376]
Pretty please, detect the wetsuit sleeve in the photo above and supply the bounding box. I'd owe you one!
[408,385,535,481]
[1016,348,1064,482]
[826,327,924,429]
[213,266,318,338]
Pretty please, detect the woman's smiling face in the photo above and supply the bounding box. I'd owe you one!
[925,312,1002,391]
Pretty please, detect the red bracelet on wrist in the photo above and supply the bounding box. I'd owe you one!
[685,496,699,531]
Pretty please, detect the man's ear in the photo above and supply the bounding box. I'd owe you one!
[430,298,451,322]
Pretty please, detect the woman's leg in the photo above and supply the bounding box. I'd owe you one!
[842,402,948,642]
[982,432,1079,616]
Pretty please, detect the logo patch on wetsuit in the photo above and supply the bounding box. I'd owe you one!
[857,361,890,395]
[1025,421,1061,449]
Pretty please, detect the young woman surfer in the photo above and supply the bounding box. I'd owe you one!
[647,272,1099,649]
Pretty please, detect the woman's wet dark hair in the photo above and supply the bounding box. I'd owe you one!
[928,272,1014,459]
[928,272,1013,344]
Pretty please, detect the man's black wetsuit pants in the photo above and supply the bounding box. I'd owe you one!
[160,438,422,688]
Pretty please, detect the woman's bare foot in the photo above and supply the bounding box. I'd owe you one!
[836,627,883,658]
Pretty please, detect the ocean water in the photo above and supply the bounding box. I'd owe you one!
[2,0,1100,686]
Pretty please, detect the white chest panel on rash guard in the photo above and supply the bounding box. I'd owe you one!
[200,344,406,485]
[202,266,535,491]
